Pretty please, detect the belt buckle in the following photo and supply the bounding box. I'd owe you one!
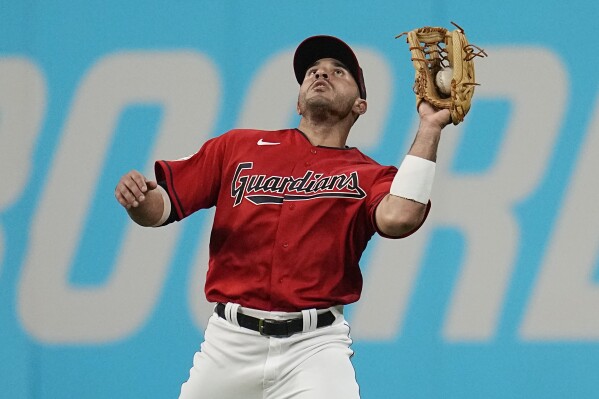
[258,318,294,338]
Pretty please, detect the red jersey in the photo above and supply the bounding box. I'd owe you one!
[155,128,429,311]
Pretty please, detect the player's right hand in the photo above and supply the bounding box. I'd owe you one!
[114,170,158,210]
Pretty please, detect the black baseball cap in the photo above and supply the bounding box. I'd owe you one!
[293,35,367,99]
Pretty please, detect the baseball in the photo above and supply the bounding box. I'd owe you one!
[435,68,453,95]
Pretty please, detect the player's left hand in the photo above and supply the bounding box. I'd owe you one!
[418,101,451,130]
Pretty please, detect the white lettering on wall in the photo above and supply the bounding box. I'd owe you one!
[441,47,566,341]
[352,47,566,341]
[18,51,220,343]
[0,58,46,278]
[12,46,590,343]
[521,94,599,340]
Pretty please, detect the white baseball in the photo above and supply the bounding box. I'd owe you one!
[435,68,453,95]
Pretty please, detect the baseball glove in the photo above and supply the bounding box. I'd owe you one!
[397,22,487,125]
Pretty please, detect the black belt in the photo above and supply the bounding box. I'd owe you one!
[215,303,336,338]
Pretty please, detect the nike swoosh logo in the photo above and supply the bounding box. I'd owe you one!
[257,139,280,146]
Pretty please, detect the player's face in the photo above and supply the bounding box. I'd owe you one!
[297,58,363,120]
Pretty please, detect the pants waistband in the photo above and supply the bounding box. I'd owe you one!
[215,303,337,338]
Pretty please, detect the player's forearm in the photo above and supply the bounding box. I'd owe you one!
[375,194,427,236]
[407,119,443,162]
[126,188,166,227]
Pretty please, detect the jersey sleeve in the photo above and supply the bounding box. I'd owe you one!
[367,166,432,239]
[154,135,226,220]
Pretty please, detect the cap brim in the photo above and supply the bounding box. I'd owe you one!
[293,35,366,99]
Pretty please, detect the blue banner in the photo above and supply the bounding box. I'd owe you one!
[2,1,599,398]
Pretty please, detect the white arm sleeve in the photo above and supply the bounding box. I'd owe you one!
[389,155,436,204]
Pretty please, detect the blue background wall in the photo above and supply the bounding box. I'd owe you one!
[2,1,599,398]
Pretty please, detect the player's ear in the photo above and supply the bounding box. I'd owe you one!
[354,98,367,116]
[296,100,302,115]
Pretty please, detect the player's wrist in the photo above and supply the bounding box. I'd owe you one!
[390,155,436,204]
[418,117,446,136]
[151,185,172,227]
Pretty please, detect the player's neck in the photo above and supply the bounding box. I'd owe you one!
[298,116,351,148]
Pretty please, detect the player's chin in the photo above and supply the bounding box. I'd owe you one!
[305,94,334,108]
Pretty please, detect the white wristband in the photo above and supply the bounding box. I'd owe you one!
[151,185,172,227]
[390,155,436,204]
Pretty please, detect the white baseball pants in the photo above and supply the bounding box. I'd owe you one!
[178,304,360,399]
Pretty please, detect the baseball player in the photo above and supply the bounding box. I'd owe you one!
[115,35,450,398]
